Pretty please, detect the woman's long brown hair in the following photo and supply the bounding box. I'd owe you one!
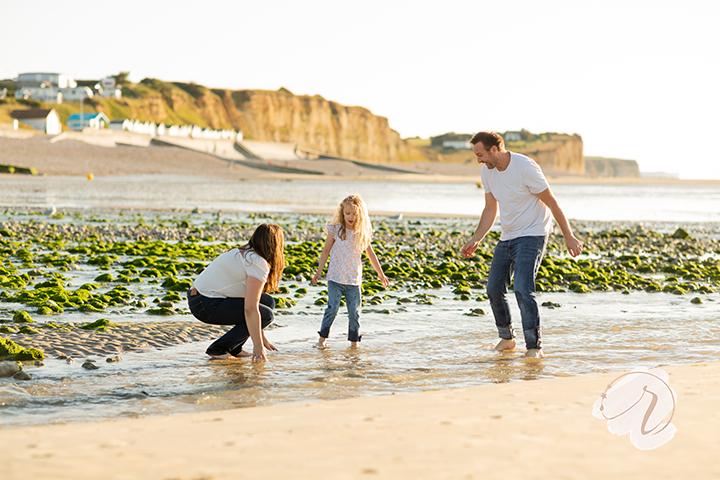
[239,223,285,293]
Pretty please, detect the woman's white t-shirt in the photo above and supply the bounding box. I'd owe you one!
[479,152,553,241]
[326,224,363,286]
[193,248,270,298]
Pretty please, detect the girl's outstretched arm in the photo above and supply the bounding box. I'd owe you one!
[312,235,335,284]
[365,244,389,287]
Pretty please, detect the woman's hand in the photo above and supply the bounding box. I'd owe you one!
[262,334,278,351]
[378,272,390,288]
[252,344,266,363]
[311,271,322,285]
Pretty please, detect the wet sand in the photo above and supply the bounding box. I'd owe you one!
[6,322,229,359]
[1,361,717,480]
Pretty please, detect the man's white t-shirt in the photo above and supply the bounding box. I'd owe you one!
[479,152,553,241]
[193,248,270,298]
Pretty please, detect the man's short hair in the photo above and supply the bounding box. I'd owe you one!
[470,131,505,150]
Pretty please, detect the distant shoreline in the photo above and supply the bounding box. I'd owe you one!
[2,132,718,185]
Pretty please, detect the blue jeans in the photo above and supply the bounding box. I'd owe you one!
[486,235,547,349]
[187,289,275,356]
[318,280,362,342]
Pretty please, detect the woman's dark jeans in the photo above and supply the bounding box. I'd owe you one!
[486,235,547,350]
[187,290,275,356]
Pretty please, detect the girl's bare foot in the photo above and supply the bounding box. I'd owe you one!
[524,348,544,359]
[316,337,328,349]
[494,338,516,351]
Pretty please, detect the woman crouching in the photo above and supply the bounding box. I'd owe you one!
[187,224,285,363]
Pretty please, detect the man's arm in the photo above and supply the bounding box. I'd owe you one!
[536,188,583,257]
[461,192,498,258]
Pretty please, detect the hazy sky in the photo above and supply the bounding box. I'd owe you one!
[3,0,719,179]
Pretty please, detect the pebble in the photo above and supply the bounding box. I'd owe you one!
[106,355,122,363]
[0,361,21,378]
[13,371,32,381]
[82,360,99,370]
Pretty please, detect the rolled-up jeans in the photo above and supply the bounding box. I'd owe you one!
[318,280,362,342]
[486,235,547,349]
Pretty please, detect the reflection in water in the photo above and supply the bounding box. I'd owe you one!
[1,291,718,426]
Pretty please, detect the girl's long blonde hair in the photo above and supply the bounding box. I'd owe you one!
[334,194,372,252]
[239,223,285,293]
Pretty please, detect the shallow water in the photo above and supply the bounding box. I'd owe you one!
[1,175,719,222]
[3,289,718,426]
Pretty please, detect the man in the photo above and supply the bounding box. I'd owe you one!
[461,131,583,359]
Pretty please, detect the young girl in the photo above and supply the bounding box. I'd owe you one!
[188,224,285,363]
[311,194,389,348]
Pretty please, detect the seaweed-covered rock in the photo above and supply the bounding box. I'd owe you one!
[79,318,118,331]
[0,337,44,361]
[670,228,691,240]
[12,310,34,323]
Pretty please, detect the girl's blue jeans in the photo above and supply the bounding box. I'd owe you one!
[318,280,362,342]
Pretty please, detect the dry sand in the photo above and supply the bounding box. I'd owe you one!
[1,361,717,480]
[4,133,717,184]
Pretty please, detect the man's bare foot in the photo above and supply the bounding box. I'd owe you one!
[494,338,516,351]
[316,337,328,349]
[349,341,359,348]
[232,350,252,358]
[524,348,544,359]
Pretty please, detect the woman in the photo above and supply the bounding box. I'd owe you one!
[187,223,285,362]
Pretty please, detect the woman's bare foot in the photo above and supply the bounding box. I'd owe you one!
[524,348,544,359]
[207,353,230,360]
[494,338,516,351]
[316,337,328,349]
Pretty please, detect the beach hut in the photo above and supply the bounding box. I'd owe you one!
[10,108,62,135]
[67,112,110,131]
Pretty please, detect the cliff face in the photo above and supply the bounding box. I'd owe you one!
[513,134,584,175]
[77,78,582,170]
[584,156,640,177]
[419,133,585,176]
[221,89,406,162]
[86,80,409,163]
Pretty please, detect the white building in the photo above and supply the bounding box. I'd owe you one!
[442,140,471,150]
[15,87,63,103]
[10,108,62,135]
[67,112,109,131]
[98,76,122,98]
[62,87,94,101]
[504,131,523,142]
[17,72,77,89]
